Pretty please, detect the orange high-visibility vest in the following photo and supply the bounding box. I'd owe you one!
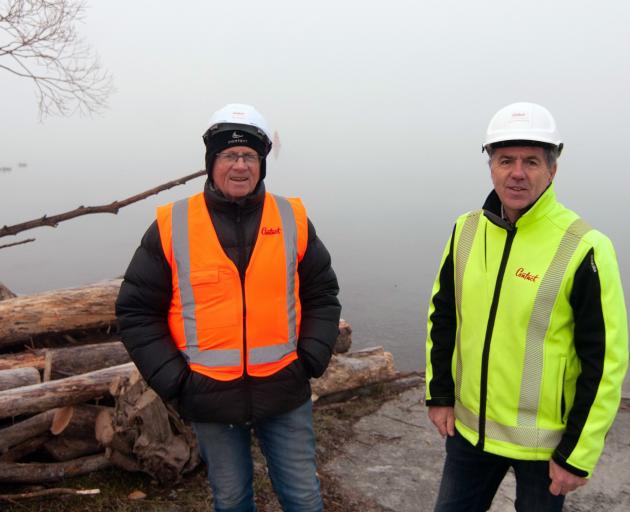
[156,192,308,381]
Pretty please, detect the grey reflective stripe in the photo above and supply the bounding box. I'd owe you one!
[180,345,241,367]
[246,195,299,365]
[454,211,481,402]
[171,197,241,368]
[517,218,592,426]
[249,342,296,365]
[456,401,563,449]
[172,199,198,346]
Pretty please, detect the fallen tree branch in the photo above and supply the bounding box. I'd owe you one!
[0,409,57,454]
[0,341,129,378]
[0,454,110,483]
[0,487,100,501]
[0,238,35,249]
[0,169,206,239]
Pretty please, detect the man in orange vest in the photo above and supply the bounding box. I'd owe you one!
[116,103,341,512]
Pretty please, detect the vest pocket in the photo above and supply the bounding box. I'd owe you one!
[190,268,239,328]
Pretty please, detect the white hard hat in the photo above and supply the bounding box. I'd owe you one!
[202,103,273,179]
[483,102,563,154]
[206,103,272,143]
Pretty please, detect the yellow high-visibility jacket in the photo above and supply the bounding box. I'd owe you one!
[426,185,628,477]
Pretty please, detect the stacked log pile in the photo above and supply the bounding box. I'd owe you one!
[0,280,399,485]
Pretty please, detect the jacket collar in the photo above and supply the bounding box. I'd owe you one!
[203,179,266,214]
[483,183,558,230]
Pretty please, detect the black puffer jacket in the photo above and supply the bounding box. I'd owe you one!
[115,181,341,424]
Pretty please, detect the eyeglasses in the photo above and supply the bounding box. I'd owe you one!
[216,152,261,165]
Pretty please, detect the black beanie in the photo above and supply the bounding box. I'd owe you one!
[203,123,271,182]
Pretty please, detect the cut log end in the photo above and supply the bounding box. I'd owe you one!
[51,406,74,435]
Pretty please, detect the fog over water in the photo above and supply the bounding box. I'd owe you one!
[2,1,629,374]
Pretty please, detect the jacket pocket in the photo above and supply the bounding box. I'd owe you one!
[555,356,567,423]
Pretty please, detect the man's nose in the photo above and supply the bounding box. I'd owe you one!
[511,160,525,177]
[233,156,248,168]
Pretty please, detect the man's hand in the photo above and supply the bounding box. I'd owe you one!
[428,406,455,438]
[549,459,587,495]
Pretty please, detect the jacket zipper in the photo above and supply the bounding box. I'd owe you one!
[235,206,252,420]
[477,227,516,449]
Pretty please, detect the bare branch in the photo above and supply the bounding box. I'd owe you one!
[0,237,35,249]
[0,487,100,501]
[0,169,206,239]
[0,0,113,118]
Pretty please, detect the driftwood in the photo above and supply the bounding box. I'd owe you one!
[334,319,352,353]
[0,409,57,454]
[0,433,52,463]
[0,281,16,300]
[311,346,396,400]
[96,369,199,483]
[0,341,129,378]
[0,405,108,463]
[0,273,399,487]
[0,280,121,349]
[0,169,206,240]
[0,454,110,483]
[44,405,109,461]
[0,345,391,419]
[0,362,135,420]
[0,346,396,481]
[0,367,40,391]
[0,487,100,501]
[0,350,43,370]
[315,373,424,408]
[45,437,103,462]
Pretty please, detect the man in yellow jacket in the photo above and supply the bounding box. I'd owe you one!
[425,102,628,511]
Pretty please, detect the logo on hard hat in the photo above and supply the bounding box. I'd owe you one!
[232,131,244,139]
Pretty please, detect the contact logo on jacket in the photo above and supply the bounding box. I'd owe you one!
[515,267,540,283]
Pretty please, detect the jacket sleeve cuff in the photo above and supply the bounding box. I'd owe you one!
[426,397,455,407]
[551,451,589,478]
[297,345,331,378]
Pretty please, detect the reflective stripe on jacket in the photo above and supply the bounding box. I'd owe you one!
[156,191,308,381]
[426,185,628,477]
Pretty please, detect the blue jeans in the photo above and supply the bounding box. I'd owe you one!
[434,430,565,512]
[192,399,322,512]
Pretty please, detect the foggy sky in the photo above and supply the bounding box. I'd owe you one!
[2,0,629,371]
